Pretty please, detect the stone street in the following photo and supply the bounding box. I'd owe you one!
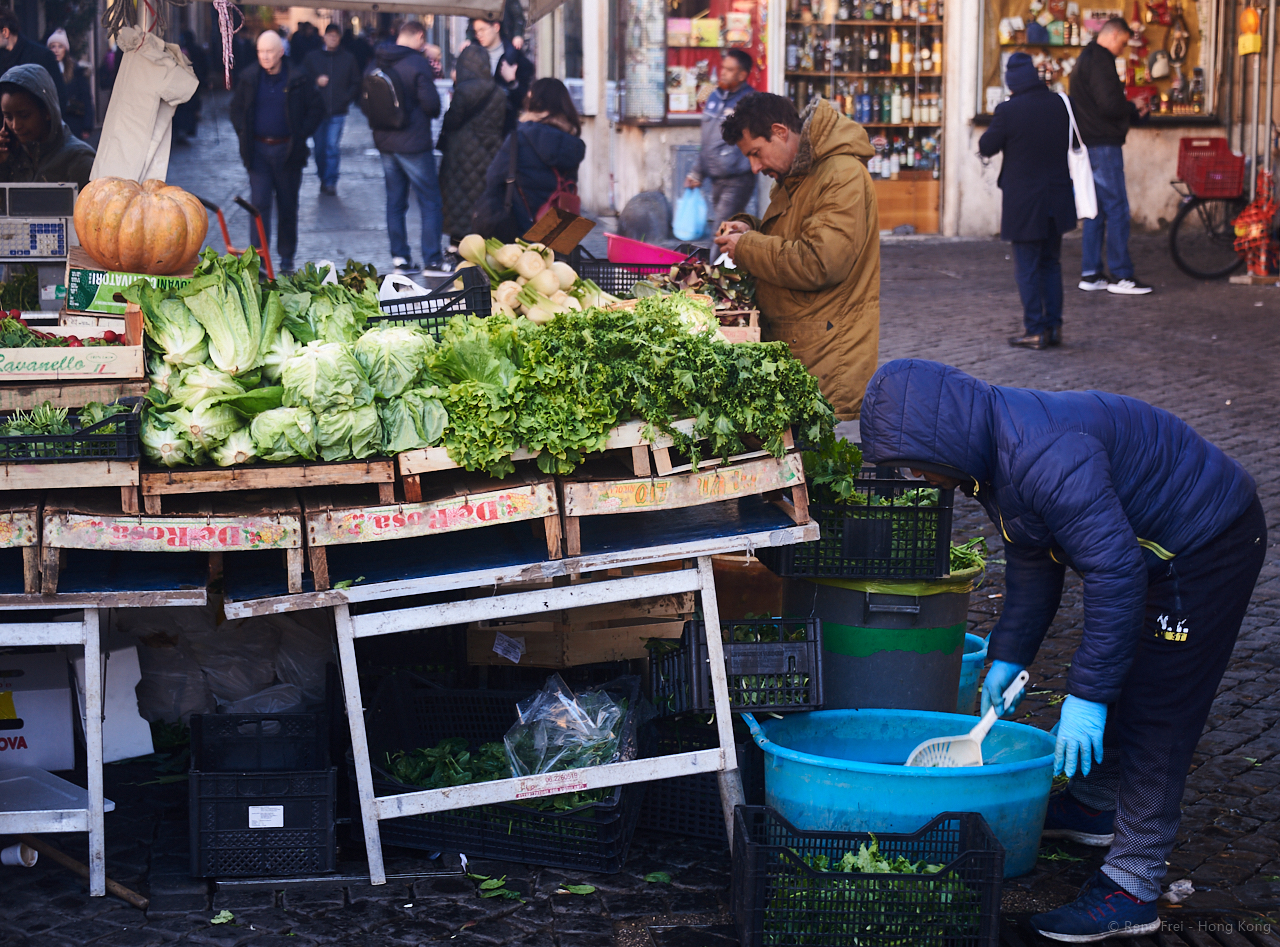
[2,96,1279,947]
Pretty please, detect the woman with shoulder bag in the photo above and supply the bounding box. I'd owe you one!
[472,78,585,242]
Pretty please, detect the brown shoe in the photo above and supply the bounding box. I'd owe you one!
[1008,333,1046,350]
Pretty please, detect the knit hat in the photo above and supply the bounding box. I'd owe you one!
[1005,52,1041,94]
[45,28,70,52]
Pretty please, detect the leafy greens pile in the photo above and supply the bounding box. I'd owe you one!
[0,400,131,459]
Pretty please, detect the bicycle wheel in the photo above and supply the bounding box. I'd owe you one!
[1169,196,1248,279]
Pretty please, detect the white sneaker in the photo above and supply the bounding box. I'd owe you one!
[1107,277,1153,295]
[392,257,415,275]
[1078,275,1110,291]
[421,264,454,278]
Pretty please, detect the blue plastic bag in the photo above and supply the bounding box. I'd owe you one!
[672,186,708,242]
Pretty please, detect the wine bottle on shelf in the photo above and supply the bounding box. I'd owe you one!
[882,80,893,121]
[844,35,855,72]
[892,0,903,19]
[859,81,872,123]
[867,31,880,70]
[889,139,901,178]
[800,28,814,69]
[838,0,851,19]
[890,82,902,123]
[902,89,912,122]
[901,32,913,73]
[786,28,799,70]
[889,28,900,73]
[932,37,942,73]
[873,0,885,19]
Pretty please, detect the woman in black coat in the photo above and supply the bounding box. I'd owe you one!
[978,53,1079,350]
[439,43,508,243]
[474,78,586,241]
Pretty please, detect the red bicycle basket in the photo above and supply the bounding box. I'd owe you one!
[1178,137,1245,198]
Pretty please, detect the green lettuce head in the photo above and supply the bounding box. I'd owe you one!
[316,404,381,461]
[281,340,375,412]
[211,428,257,467]
[250,407,317,462]
[378,387,448,454]
[354,324,431,399]
[141,409,199,467]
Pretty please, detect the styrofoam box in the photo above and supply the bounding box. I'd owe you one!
[0,652,74,771]
[72,640,154,764]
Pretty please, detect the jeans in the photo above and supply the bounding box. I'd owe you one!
[248,140,301,269]
[1081,144,1133,280]
[708,174,756,240]
[1012,233,1063,335]
[1065,497,1266,902]
[313,114,346,188]
[380,150,444,268]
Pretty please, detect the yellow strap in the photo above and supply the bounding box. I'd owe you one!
[1137,538,1175,560]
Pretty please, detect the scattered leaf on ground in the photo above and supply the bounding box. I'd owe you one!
[559,883,596,895]
[211,910,234,925]
[644,872,673,884]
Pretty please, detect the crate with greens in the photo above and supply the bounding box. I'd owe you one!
[631,258,760,342]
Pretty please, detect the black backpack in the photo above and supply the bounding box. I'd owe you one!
[361,64,411,130]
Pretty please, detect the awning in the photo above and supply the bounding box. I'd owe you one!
[187,0,504,19]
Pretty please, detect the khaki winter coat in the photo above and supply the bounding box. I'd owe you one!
[733,99,881,421]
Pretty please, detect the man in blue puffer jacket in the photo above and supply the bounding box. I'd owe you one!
[860,358,1265,943]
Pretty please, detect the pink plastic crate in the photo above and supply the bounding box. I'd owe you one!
[605,233,690,265]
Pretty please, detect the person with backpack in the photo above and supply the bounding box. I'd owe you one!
[438,42,507,254]
[472,78,584,242]
[362,20,446,277]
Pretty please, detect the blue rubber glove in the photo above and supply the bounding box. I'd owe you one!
[1054,695,1107,778]
[980,660,1027,717]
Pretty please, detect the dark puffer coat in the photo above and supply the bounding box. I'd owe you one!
[859,358,1257,705]
[438,44,507,235]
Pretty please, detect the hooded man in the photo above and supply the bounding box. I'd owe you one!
[714,93,879,421]
[860,358,1265,943]
[0,63,95,188]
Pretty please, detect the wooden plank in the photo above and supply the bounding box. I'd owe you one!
[561,453,804,517]
[309,545,330,592]
[21,546,39,594]
[0,380,148,412]
[286,547,303,594]
[0,342,145,381]
[141,459,394,496]
[475,591,695,625]
[0,459,138,492]
[41,542,59,594]
[401,474,422,503]
[305,479,558,548]
[466,618,686,667]
[0,589,207,608]
[377,482,396,504]
[44,499,302,552]
[542,512,563,559]
[872,175,940,233]
[120,485,138,514]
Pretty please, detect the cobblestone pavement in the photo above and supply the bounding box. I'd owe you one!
[4,117,1280,945]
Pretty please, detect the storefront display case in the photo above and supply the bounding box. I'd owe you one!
[782,0,945,231]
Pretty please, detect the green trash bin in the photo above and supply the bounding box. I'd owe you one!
[785,567,981,713]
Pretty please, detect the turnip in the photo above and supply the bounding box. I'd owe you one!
[515,250,547,279]
[524,305,554,324]
[530,268,560,297]
[551,261,577,290]
[494,281,522,309]
[458,234,487,267]
[492,244,522,270]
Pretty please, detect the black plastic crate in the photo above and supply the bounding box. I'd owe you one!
[189,769,336,877]
[190,713,330,772]
[357,672,645,873]
[650,619,823,716]
[637,717,764,843]
[732,807,1004,947]
[758,466,955,579]
[0,397,140,462]
[568,245,708,297]
[372,265,491,338]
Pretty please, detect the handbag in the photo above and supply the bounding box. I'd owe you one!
[535,168,581,219]
[1058,92,1098,220]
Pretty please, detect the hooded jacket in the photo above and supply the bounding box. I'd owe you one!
[476,116,585,239]
[366,42,440,154]
[0,64,95,189]
[859,358,1257,705]
[731,99,880,421]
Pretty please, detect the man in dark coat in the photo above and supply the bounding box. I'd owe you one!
[365,21,445,276]
[0,10,66,113]
[978,53,1077,350]
[304,24,360,195]
[1071,18,1152,296]
[471,17,534,135]
[229,30,325,274]
[438,42,507,248]
[861,358,1265,943]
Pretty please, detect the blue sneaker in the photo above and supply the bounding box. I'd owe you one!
[1031,870,1160,942]
[1041,790,1116,846]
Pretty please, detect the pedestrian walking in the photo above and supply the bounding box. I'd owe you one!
[438,42,507,254]
[978,53,1077,350]
[470,16,533,135]
[229,30,324,275]
[364,20,447,277]
[685,49,757,240]
[1071,17,1153,295]
[44,29,92,140]
[304,24,360,196]
[290,22,322,67]
[861,358,1265,944]
[0,11,65,113]
[172,30,208,142]
[473,77,585,241]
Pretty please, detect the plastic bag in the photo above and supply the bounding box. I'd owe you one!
[504,674,626,777]
[269,612,335,705]
[672,186,708,242]
[182,617,280,704]
[119,606,220,724]
[220,682,305,715]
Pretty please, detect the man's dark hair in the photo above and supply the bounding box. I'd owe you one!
[325,23,341,36]
[724,48,753,74]
[721,92,801,145]
[0,10,19,34]
[471,17,503,31]
[1100,16,1133,37]
[398,20,426,39]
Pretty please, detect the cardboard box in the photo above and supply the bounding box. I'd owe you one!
[64,247,193,316]
[0,303,144,381]
[72,640,154,764]
[0,651,74,771]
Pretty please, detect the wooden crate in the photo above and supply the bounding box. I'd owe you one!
[1,459,139,513]
[466,592,694,667]
[718,309,760,343]
[648,423,792,477]
[0,380,148,412]
[302,469,562,592]
[141,458,395,514]
[0,304,145,381]
[558,450,810,557]
[0,491,42,594]
[41,489,304,595]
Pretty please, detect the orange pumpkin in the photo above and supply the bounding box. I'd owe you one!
[74,178,208,275]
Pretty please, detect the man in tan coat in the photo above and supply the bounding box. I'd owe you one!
[715,94,880,420]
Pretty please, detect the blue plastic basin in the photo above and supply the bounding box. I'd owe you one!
[957,633,989,715]
[743,708,1055,877]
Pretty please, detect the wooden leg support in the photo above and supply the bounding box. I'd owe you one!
[120,486,139,514]
[542,513,563,559]
[377,482,396,504]
[334,604,387,885]
[142,493,162,515]
[310,545,330,592]
[41,544,60,594]
[564,515,581,557]
[402,475,422,503]
[629,445,652,477]
[22,545,39,594]
[286,547,304,594]
[697,556,745,850]
[652,447,674,476]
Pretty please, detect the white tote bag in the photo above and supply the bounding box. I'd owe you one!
[1058,92,1098,220]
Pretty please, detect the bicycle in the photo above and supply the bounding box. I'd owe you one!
[1167,137,1248,280]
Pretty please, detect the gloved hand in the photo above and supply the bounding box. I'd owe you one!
[981,660,1027,717]
[1054,695,1107,778]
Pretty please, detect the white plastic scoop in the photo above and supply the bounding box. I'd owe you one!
[904,670,1030,768]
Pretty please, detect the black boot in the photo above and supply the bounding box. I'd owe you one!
[1044,325,1062,347]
